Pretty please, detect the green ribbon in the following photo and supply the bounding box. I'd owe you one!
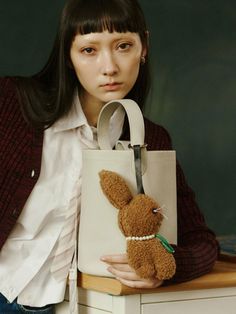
[155,234,175,254]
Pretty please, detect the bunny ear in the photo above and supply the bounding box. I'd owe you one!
[99,170,133,210]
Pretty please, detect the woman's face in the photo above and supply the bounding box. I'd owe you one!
[70,30,145,108]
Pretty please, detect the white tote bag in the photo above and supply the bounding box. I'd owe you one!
[78,99,177,277]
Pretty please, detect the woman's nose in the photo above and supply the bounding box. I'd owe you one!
[100,52,118,76]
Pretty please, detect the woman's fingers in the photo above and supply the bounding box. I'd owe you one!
[107,263,133,272]
[101,253,135,273]
[107,265,163,288]
[117,277,163,289]
[100,253,128,264]
[100,253,163,289]
[107,265,140,280]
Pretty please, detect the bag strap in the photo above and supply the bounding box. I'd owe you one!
[97,99,145,194]
[97,99,145,149]
[133,145,145,194]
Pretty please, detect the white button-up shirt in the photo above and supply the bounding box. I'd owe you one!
[0,93,124,306]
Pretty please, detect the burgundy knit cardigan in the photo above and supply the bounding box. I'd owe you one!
[0,77,219,283]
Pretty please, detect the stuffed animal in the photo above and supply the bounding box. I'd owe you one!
[99,170,176,280]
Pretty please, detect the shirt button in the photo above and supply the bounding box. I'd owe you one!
[31,170,35,178]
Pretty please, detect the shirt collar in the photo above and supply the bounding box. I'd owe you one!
[51,92,88,133]
[51,92,125,147]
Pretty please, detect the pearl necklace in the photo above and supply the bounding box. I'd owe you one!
[125,233,175,254]
[126,234,155,241]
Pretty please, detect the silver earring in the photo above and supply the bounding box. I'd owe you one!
[141,56,146,65]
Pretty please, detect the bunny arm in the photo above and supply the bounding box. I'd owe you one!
[127,239,176,280]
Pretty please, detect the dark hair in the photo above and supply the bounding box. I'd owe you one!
[17,0,150,128]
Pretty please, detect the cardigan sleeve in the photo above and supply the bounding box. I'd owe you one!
[144,118,219,283]
[0,77,43,250]
[170,160,220,283]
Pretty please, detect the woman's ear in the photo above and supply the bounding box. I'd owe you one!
[142,49,147,57]
[140,31,149,64]
[142,30,149,57]
[99,170,133,210]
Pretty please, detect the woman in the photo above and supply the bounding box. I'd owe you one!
[0,0,219,312]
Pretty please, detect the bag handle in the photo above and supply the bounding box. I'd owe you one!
[97,99,145,194]
[97,99,145,149]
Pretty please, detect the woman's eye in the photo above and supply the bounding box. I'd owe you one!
[118,43,132,50]
[82,47,95,54]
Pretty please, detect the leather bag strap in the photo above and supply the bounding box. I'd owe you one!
[133,144,145,194]
[97,99,145,149]
[97,99,145,194]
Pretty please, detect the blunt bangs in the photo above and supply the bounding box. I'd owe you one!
[68,0,147,38]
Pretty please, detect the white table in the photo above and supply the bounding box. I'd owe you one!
[56,261,236,314]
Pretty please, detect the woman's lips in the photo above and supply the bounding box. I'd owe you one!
[101,82,122,91]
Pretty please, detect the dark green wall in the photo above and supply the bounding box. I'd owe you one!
[0,1,235,235]
[141,0,236,236]
[0,1,65,75]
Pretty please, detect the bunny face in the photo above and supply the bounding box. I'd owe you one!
[118,194,163,237]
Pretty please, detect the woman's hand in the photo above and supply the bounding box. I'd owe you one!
[100,253,163,289]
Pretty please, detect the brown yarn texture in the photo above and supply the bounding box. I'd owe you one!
[99,170,176,280]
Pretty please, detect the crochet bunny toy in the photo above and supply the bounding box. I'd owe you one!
[99,170,176,280]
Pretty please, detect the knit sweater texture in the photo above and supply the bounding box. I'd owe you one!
[0,77,219,283]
